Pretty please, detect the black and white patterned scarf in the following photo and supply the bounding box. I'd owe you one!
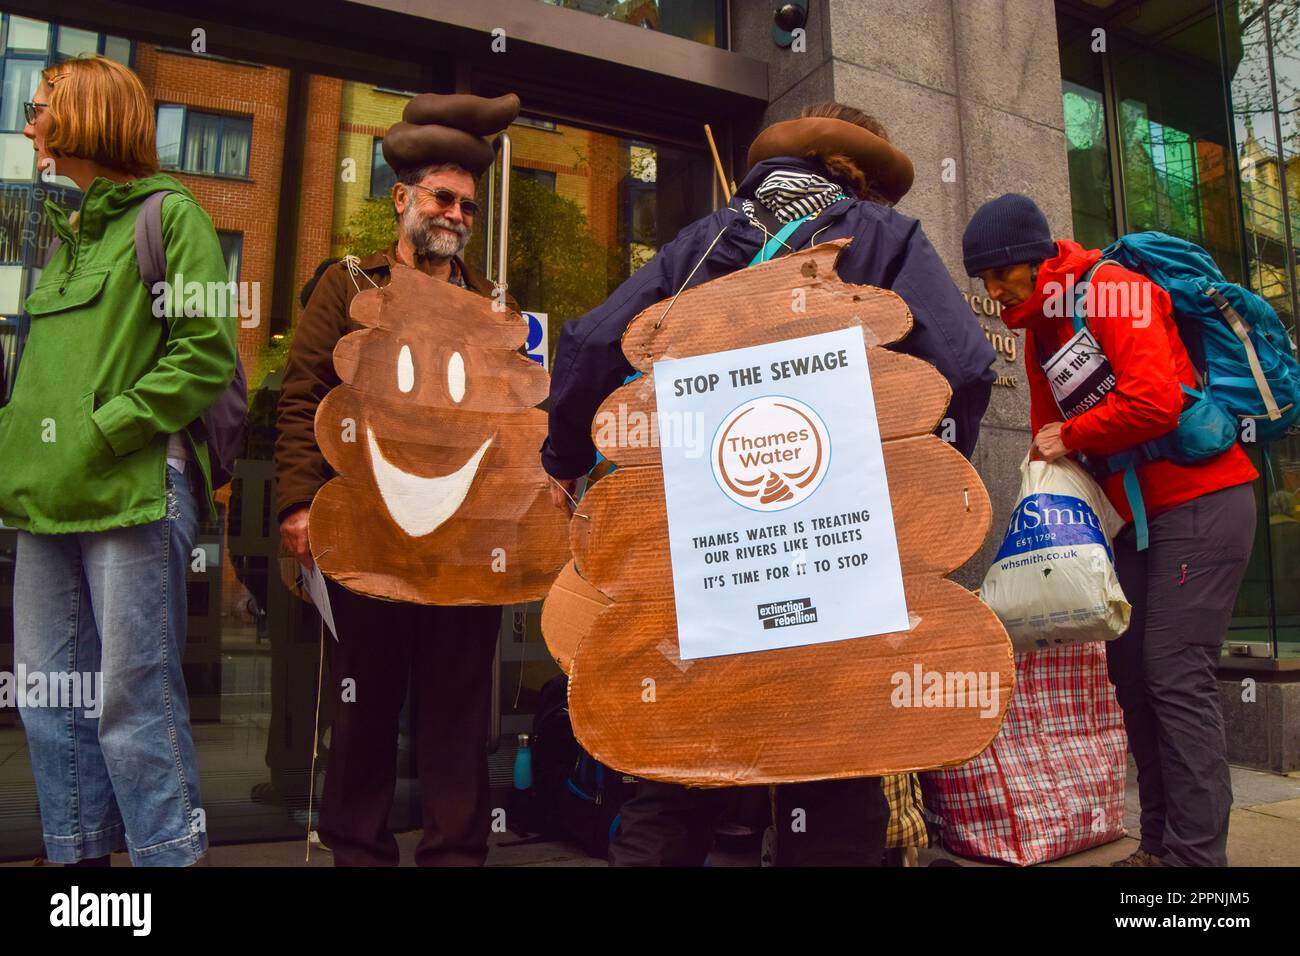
[741,169,847,227]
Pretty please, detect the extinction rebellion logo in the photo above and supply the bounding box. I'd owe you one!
[712,396,830,511]
[757,598,818,629]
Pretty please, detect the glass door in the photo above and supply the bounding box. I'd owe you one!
[466,115,716,788]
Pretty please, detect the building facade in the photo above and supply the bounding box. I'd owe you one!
[0,0,1296,859]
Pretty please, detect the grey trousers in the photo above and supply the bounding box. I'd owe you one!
[1108,482,1256,867]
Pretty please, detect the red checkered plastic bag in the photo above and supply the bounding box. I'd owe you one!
[920,642,1127,866]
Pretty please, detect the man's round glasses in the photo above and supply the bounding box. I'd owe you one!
[408,183,479,218]
[23,102,48,125]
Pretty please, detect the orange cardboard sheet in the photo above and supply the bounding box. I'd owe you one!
[541,241,1014,785]
[311,265,569,606]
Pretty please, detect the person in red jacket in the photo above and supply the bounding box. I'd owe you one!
[963,194,1258,868]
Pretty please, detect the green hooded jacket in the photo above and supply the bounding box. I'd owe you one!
[0,173,238,534]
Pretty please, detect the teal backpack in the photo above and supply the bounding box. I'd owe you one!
[1071,231,1300,549]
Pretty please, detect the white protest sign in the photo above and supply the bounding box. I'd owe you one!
[654,326,909,660]
[1042,326,1115,419]
[301,563,338,640]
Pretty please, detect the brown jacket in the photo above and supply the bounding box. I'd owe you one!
[274,246,514,521]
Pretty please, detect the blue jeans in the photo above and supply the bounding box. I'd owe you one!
[14,465,207,866]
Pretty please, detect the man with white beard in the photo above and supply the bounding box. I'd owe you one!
[274,92,520,866]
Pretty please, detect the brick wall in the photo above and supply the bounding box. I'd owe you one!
[133,45,290,373]
[331,83,408,251]
[134,48,345,378]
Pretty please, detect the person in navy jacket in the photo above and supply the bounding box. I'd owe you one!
[542,102,996,866]
[544,106,996,495]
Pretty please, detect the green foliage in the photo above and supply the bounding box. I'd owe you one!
[254,325,295,388]
[241,325,295,459]
[338,196,399,258]
[465,172,618,357]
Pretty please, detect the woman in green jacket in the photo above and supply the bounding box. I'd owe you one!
[0,56,236,866]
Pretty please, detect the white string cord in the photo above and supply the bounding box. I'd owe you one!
[341,254,381,294]
[653,211,745,330]
[549,475,587,519]
[305,616,325,863]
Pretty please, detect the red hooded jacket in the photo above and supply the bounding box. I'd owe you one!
[1003,240,1257,523]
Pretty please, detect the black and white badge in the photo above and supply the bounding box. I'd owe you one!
[1041,326,1116,419]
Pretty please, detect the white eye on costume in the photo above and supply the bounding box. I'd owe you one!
[397,345,415,393]
[448,351,466,403]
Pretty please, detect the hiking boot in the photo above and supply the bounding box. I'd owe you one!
[1111,848,1166,867]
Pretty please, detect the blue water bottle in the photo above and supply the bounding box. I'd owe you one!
[513,733,533,791]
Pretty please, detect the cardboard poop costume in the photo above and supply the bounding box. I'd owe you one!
[310,92,570,606]
[542,118,1013,786]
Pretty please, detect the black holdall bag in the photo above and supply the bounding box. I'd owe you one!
[38,190,248,488]
[518,674,635,858]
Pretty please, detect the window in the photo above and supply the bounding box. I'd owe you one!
[5,17,48,54]
[370,138,395,198]
[156,105,183,169]
[1057,14,1116,251]
[217,231,242,284]
[0,264,22,313]
[516,167,556,191]
[537,0,726,47]
[54,26,98,60]
[514,116,558,132]
[1,58,43,132]
[156,106,252,178]
[0,133,33,180]
[102,35,130,64]
[0,316,18,403]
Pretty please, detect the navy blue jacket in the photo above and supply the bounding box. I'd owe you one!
[542,156,996,478]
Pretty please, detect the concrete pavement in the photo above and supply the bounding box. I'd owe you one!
[12,758,1293,868]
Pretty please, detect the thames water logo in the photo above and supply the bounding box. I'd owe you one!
[712,396,830,510]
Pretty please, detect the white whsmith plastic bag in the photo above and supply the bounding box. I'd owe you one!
[981,456,1131,653]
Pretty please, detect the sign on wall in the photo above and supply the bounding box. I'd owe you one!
[523,310,548,368]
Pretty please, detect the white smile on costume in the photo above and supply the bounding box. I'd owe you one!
[366,426,492,537]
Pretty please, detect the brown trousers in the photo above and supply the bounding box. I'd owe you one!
[320,579,501,866]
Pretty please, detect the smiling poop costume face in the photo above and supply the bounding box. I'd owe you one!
[311,267,569,605]
[308,91,568,605]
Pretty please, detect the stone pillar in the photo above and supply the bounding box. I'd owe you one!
[732,0,1073,585]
